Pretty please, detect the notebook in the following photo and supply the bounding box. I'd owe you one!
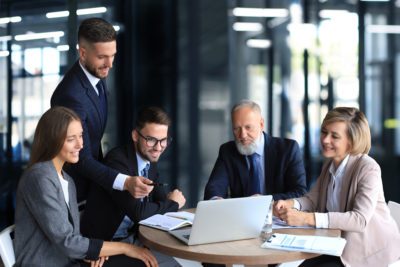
[169,195,272,245]
[139,214,193,231]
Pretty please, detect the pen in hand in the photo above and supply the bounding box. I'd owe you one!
[147,182,169,186]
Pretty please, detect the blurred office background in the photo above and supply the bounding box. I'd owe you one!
[1,0,400,230]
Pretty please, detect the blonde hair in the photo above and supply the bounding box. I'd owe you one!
[322,107,371,154]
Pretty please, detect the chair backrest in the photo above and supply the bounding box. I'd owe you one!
[388,201,400,231]
[0,225,15,267]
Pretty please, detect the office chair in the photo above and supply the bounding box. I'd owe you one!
[0,225,15,267]
[388,201,400,267]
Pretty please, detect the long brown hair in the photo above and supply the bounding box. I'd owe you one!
[28,107,81,167]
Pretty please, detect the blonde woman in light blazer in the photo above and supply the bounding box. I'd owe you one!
[274,107,400,267]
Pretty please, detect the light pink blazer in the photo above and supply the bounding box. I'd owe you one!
[296,154,400,267]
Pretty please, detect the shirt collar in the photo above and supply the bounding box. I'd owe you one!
[136,152,150,174]
[329,154,350,177]
[79,60,100,90]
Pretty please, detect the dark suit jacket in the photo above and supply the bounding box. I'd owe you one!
[81,141,179,240]
[204,133,307,200]
[51,61,118,201]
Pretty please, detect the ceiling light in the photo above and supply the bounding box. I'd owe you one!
[233,22,263,32]
[367,25,400,34]
[0,50,10,57]
[57,45,69,51]
[15,31,64,41]
[77,7,107,15]
[233,8,288,18]
[319,10,349,19]
[246,39,271,49]
[0,35,12,42]
[46,11,69,18]
[46,7,107,19]
[113,25,121,31]
[0,16,22,24]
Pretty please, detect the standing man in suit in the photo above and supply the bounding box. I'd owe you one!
[51,18,152,201]
[81,106,185,266]
[204,99,307,201]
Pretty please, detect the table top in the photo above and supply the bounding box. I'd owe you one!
[139,217,341,265]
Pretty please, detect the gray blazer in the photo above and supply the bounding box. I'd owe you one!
[296,154,400,267]
[14,161,102,267]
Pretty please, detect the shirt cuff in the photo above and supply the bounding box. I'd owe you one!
[86,239,103,260]
[293,199,301,210]
[112,174,128,191]
[314,213,329,228]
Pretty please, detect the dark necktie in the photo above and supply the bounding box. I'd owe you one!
[248,153,262,195]
[141,163,150,178]
[96,81,107,121]
[141,163,150,202]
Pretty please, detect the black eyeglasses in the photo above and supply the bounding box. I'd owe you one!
[137,130,172,148]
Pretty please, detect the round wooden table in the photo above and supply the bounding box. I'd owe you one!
[139,224,341,266]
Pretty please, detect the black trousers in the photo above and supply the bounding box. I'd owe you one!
[300,255,344,267]
[80,255,145,267]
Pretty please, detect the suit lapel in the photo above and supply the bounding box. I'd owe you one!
[75,63,107,131]
[339,154,363,212]
[127,141,139,176]
[316,161,331,212]
[263,133,274,194]
[61,169,79,229]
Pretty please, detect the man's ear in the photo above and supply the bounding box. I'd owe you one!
[78,43,87,61]
[132,130,138,142]
[260,118,265,130]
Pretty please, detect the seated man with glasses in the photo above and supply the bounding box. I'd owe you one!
[81,106,186,267]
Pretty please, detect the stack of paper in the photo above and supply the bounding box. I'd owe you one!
[139,214,193,231]
[261,233,347,256]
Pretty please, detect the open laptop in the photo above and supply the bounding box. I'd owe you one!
[169,195,272,245]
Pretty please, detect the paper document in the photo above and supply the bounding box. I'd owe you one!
[261,233,346,256]
[139,214,192,231]
[164,211,195,222]
[272,216,313,229]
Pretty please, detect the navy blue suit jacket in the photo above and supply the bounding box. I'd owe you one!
[204,133,307,200]
[51,61,118,201]
[80,142,178,240]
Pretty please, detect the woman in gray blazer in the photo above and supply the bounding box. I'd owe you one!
[274,107,400,267]
[14,107,158,267]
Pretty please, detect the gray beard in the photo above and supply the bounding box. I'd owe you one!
[235,136,261,156]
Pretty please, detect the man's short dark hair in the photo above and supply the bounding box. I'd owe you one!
[78,17,116,44]
[135,106,171,130]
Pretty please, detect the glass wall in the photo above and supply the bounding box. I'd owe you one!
[0,0,119,229]
[2,0,400,230]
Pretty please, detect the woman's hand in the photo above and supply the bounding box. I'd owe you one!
[124,245,158,267]
[277,208,315,227]
[84,256,108,267]
[273,199,294,217]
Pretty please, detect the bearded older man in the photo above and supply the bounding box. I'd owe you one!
[204,99,307,201]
